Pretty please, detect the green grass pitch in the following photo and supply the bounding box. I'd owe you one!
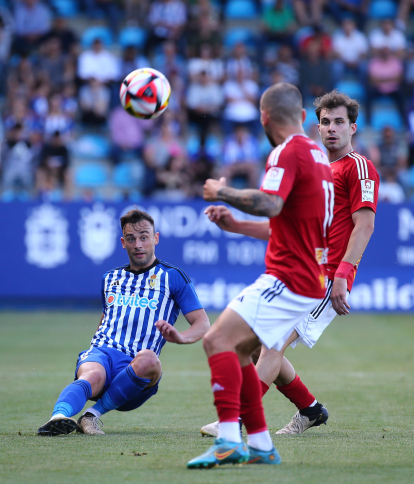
[0,311,413,484]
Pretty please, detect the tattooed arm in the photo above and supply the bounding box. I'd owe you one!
[203,177,284,218]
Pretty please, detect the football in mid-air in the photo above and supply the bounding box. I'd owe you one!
[119,67,171,119]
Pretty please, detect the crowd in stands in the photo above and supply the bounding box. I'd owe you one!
[1,0,414,203]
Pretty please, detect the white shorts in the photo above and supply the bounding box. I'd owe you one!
[291,279,348,349]
[227,274,322,352]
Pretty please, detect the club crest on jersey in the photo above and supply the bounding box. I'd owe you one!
[315,248,329,265]
[262,167,285,191]
[361,179,374,203]
[147,274,159,290]
[106,292,158,310]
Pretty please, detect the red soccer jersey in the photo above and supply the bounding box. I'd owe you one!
[260,134,334,299]
[327,151,379,291]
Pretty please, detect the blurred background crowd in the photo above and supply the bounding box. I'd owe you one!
[1,0,414,204]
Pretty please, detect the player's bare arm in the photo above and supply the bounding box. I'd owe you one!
[203,177,284,218]
[331,207,375,315]
[205,205,270,241]
[155,309,210,344]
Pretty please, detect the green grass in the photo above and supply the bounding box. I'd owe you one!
[0,311,413,484]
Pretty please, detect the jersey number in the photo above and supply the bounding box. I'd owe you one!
[322,180,334,237]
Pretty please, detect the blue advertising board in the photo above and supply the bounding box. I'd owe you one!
[0,201,413,311]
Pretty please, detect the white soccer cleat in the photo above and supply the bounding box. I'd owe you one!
[76,412,105,435]
[275,406,329,435]
[200,420,219,437]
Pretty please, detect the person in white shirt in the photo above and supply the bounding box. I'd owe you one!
[369,18,406,58]
[77,38,120,84]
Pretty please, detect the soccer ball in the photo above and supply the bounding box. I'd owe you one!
[119,67,171,119]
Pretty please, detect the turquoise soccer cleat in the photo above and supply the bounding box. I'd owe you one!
[187,438,249,469]
[246,446,281,465]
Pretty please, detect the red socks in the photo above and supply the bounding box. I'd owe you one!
[276,374,315,409]
[208,352,242,422]
[261,379,270,397]
[240,363,267,434]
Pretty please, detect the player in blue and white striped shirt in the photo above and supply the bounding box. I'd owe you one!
[38,209,210,436]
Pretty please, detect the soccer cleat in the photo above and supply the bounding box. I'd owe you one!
[200,418,242,437]
[37,416,78,436]
[275,405,329,435]
[246,446,281,465]
[76,412,105,435]
[187,438,249,469]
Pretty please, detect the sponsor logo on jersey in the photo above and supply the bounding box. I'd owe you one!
[361,179,375,203]
[262,167,285,191]
[148,274,159,289]
[315,247,329,265]
[106,292,158,310]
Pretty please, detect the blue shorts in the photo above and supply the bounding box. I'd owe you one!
[75,346,160,412]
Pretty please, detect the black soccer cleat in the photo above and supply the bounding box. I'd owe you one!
[37,416,78,436]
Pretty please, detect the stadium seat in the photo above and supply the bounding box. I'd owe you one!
[335,80,366,102]
[50,0,79,17]
[113,161,145,189]
[118,27,147,49]
[369,0,397,19]
[81,26,113,48]
[71,134,111,159]
[371,107,403,131]
[205,134,223,159]
[224,28,257,49]
[74,162,109,187]
[225,0,258,19]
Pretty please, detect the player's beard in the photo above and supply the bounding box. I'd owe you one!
[264,126,277,147]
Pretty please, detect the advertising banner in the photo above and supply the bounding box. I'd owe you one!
[0,201,413,311]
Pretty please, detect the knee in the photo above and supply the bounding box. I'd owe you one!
[202,328,219,357]
[130,350,161,381]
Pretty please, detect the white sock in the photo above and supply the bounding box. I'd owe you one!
[247,430,273,451]
[51,413,66,420]
[84,407,101,418]
[309,399,317,407]
[217,421,242,443]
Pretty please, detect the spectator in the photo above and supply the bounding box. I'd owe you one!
[80,0,121,34]
[378,167,406,203]
[261,0,297,48]
[369,19,406,58]
[186,70,224,146]
[226,42,255,81]
[369,126,408,176]
[35,36,73,88]
[0,10,13,106]
[79,78,111,127]
[332,17,368,82]
[4,98,39,138]
[366,47,405,127]
[153,153,192,200]
[186,4,222,59]
[222,67,260,135]
[61,82,78,119]
[188,42,224,83]
[42,16,77,54]
[300,23,333,59]
[299,39,333,100]
[145,0,187,56]
[43,93,74,141]
[35,130,71,200]
[13,0,52,55]
[188,148,216,197]
[221,125,261,189]
[108,105,154,165]
[317,0,370,30]
[77,38,120,84]
[274,44,299,85]
[119,45,149,81]
[31,79,51,119]
[291,0,322,26]
[397,0,414,31]
[0,123,35,196]
[7,52,36,95]
[152,40,186,80]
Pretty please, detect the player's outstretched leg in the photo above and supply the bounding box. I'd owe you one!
[37,380,92,436]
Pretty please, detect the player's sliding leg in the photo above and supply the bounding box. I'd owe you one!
[77,350,161,435]
[188,309,280,469]
[259,353,328,435]
[37,362,104,436]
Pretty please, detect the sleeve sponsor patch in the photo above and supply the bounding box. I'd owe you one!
[361,179,375,203]
[262,167,285,192]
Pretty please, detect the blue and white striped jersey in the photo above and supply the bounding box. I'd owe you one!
[90,259,203,358]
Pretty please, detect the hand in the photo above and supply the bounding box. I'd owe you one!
[204,205,238,232]
[203,177,226,202]
[155,320,184,344]
[330,277,351,316]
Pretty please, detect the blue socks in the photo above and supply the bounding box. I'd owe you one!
[52,380,92,418]
[92,366,150,416]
